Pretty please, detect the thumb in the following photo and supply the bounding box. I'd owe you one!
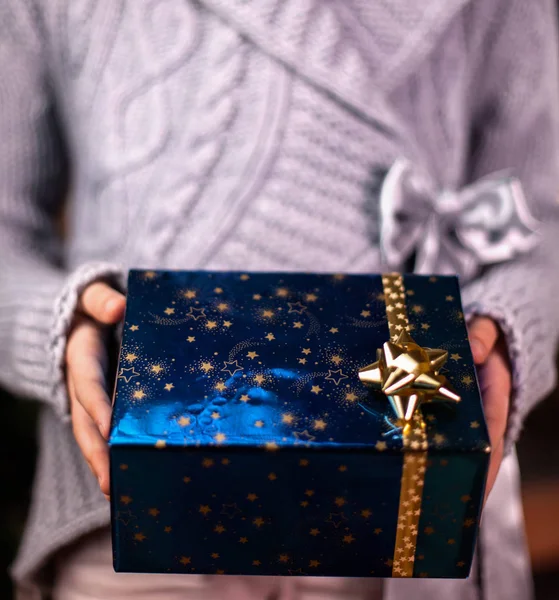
[468,316,499,365]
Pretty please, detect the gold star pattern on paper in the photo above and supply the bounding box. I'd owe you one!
[375,441,387,451]
[223,320,233,328]
[261,309,275,319]
[202,458,215,468]
[133,390,146,400]
[313,419,327,431]
[343,534,355,544]
[183,290,197,299]
[253,517,265,528]
[240,394,250,403]
[265,333,275,341]
[148,508,160,517]
[282,413,295,425]
[311,385,322,394]
[206,320,218,330]
[215,381,227,392]
[309,560,321,568]
[288,301,306,314]
[304,489,315,497]
[247,351,259,359]
[164,307,175,315]
[214,524,226,534]
[298,358,307,365]
[201,362,214,373]
[450,353,462,361]
[421,323,430,330]
[433,434,446,445]
[186,306,206,320]
[214,287,223,294]
[446,295,455,301]
[305,293,318,302]
[302,348,311,355]
[180,556,191,565]
[360,310,371,317]
[247,493,258,502]
[134,533,147,542]
[216,302,229,312]
[211,411,220,420]
[150,364,163,374]
[183,476,191,483]
[278,554,290,563]
[265,441,279,451]
[253,374,265,385]
[325,369,348,385]
[240,274,250,281]
[411,305,424,314]
[164,383,174,391]
[120,464,128,471]
[293,321,304,329]
[144,271,157,280]
[361,509,372,519]
[293,430,316,444]
[155,440,166,448]
[461,495,471,503]
[129,325,139,331]
[334,497,346,507]
[331,355,343,365]
[374,528,383,535]
[470,421,480,429]
[276,288,289,298]
[464,518,476,527]
[345,392,358,402]
[120,495,133,505]
[329,327,339,334]
[222,360,243,376]
[310,528,320,536]
[254,420,264,428]
[299,458,309,466]
[211,552,220,559]
[177,416,190,427]
[253,560,261,566]
[268,472,277,481]
[338,465,348,472]
[187,336,196,343]
[164,526,172,533]
[118,368,140,383]
[215,433,226,444]
[125,353,138,362]
[253,294,262,300]
[239,537,248,544]
[199,505,212,516]
[221,458,230,466]
[424,526,435,535]
[462,375,474,386]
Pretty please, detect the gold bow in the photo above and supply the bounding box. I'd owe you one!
[359,329,461,422]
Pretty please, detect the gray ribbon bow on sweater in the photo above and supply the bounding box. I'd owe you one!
[379,159,540,281]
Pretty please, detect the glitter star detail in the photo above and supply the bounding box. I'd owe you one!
[206,320,218,330]
[183,289,197,299]
[265,333,275,341]
[215,381,227,392]
[360,310,371,318]
[134,533,147,542]
[450,353,462,361]
[133,390,146,400]
[302,348,312,355]
[118,367,140,384]
[309,560,321,568]
[125,353,138,362]
[325,369,348,386]
[329,327,339,334]
[187,336,196,343]
[201,362,214,373]
[359,330,460,421]
[288,302,306,314]
[247,351,259,359]
[150,364,163,374]
[311,385,322,394]
[313,419,327,431]
[164,307,175,315]
[164,383,174,391]
[186,306,207,320]
[180,556,191,565]
[199,505,212,516]
[306,293,318,302]
[222,360,243,376]
[331,355,343,365]
[293,321,304,329]
[129,325,139,331]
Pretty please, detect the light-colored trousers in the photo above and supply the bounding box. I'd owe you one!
[51,528,382,600]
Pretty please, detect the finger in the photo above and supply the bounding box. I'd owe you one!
[79,282,126,325]
[469,317,500,365]
[71,395,110,495]
[485,437,504,504]
[479,350,511,447]
[67,320,112,439]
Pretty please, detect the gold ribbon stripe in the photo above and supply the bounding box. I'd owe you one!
[381,274,427,578]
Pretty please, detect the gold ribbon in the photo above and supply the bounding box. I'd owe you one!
[359,274,461,577]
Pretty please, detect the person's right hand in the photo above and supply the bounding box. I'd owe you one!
[66,282,126,500]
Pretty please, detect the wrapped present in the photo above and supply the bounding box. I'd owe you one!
[110,270,489,578]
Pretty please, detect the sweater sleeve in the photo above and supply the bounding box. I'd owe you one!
[461,0,559,448]
[0,3,124,419]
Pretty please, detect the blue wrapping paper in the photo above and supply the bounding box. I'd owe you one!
[110,270,489,578]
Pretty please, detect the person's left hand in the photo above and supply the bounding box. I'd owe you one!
[468,316,511,501]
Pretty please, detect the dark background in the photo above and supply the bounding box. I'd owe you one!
[1,376,559,598]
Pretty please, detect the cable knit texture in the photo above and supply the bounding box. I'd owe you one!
[1,1,558,599]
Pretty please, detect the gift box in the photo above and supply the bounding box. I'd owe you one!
[109,270,489,578]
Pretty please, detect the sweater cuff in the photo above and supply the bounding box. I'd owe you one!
[48,262,126,420]
[461,271,556,454]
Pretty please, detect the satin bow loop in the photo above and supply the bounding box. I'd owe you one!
[379,159,539,280]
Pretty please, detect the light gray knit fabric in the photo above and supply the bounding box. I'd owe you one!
[1,1,559,598]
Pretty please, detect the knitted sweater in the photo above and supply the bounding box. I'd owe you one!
[1,1,558,598]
